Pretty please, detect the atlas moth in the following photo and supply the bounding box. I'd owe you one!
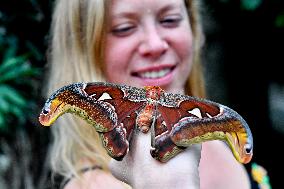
[39,82,253,163]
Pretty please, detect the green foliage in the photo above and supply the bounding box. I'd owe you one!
[275,12,284,28]
[240,0,263,11]
[0,0,52,134]
[216,0,284,29]
[0,43,40,132]
[218,0,263,10]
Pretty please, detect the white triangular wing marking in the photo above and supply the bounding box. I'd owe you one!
[98,92,112,101]
[188,108,202,118]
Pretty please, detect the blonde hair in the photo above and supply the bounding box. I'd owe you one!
[46,0,205,181]
[185,0,205,98]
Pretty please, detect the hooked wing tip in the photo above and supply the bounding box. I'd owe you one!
[38,113,52,126]
[38,99,65,127]
[241,153,253,164]
[38,106,58,126]
[240,143,253,164]
[225,132,253,164]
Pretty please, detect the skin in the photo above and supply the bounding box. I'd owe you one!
[109,131,201,189]
[64,169,127,189]
[65,0,251,188]
[106,1,200,187]
[105,0,193,94]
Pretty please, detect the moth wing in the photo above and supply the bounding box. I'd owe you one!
[81,82,147,160]
[84,82,146,125]
[156,92,253,164]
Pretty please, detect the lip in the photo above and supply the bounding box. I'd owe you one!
[131,64,176,86]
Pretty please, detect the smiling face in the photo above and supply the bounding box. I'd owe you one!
[104,0,193,94]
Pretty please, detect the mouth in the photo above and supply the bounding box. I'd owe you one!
[132,65,176,79]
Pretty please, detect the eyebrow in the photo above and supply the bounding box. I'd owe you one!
[160,3,182,14]
[110,3,139,20]
[111,12,139,20]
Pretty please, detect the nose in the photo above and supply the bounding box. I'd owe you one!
[138,26,169,59]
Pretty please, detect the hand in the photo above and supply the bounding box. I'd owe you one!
[109,131,201,189]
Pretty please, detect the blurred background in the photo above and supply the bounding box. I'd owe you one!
[0,0,283,188]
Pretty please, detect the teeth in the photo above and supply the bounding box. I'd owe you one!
[139,68,170,79]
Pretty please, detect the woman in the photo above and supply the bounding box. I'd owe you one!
[46,0,250,188]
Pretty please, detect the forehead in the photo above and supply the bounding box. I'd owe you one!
[109,0,186,15]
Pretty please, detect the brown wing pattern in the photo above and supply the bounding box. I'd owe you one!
[39,82,146,160]
[39,82,253,163]
[151,93,253,163]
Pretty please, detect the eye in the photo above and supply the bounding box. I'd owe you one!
[160,15,183,28]
[111,23,136,37]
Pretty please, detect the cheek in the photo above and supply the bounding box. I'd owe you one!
[174,31,194,61]
[173,30,194,83]
[105,56,120,82]
[104,38,129,81]
[170,33,194,84]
